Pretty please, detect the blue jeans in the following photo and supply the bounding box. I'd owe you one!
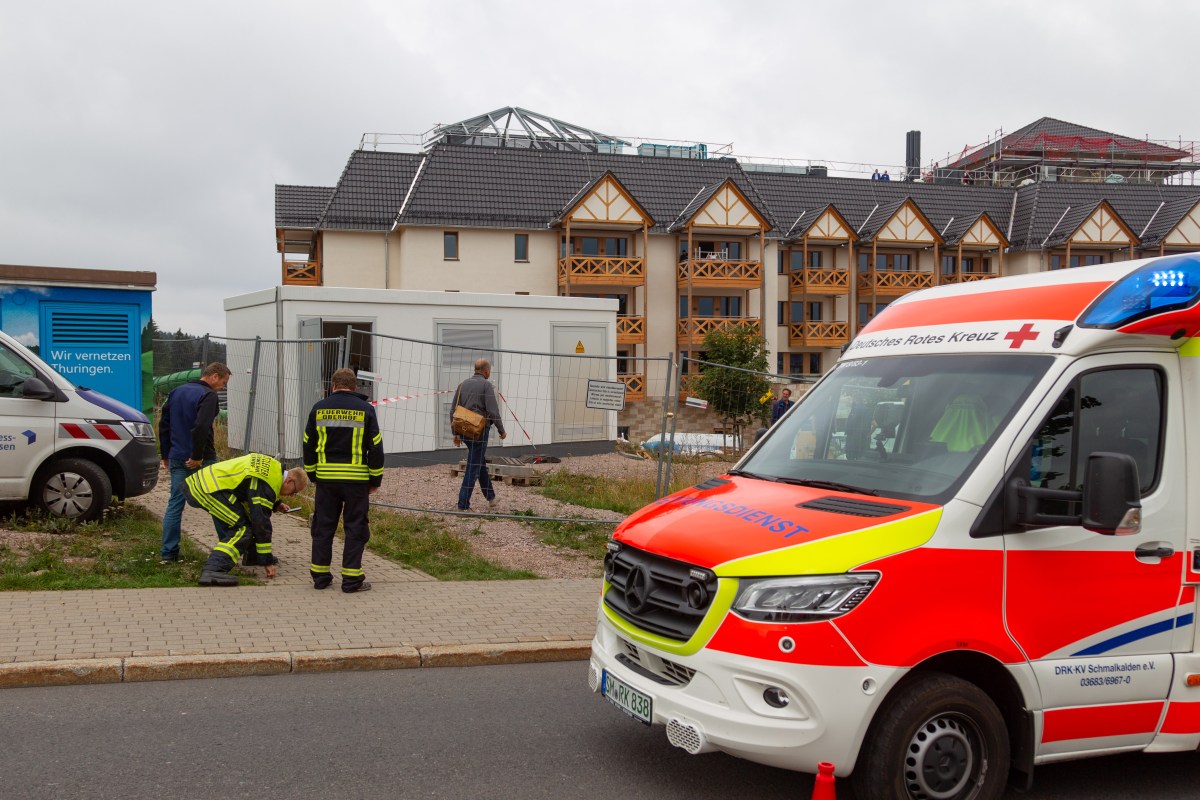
[161,458,215,559]
[457,437,495,510]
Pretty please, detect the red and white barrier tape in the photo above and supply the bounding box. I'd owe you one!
[371,388,455,407]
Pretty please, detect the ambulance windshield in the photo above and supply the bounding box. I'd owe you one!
[743,354,1053,503]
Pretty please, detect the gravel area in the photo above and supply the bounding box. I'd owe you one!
[371,452,732,579]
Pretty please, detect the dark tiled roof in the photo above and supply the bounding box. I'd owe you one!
[1006,183,1200,249]
[319,151,424,231]
[1041,201,1104,248]
[951,117,1188,168]
[1140,195,1200,246]
[668,183,722,232]
[856,196,909,242]
[398,144,772,234]
[941,212,993,245]
[275,185,334,228]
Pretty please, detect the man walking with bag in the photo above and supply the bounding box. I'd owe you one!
[452,358,506,511]
[303,367,384,593]
[157,362,231,563]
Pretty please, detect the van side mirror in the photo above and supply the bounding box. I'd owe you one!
[1081,452,1141,535]
[21,377,56,400]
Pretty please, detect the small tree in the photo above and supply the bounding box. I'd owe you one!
[693,323,772,446]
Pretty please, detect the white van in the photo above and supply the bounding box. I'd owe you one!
[590,253,1200,799]
[0,330,158,521]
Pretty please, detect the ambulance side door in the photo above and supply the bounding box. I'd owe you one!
[1002,354,1183,754]
[0,339,58,498]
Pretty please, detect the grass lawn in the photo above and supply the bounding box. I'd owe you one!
[0,503,261,590]
[366,508,537,580]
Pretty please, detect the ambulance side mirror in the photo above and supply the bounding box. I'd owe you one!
[21,378,56,400]
[1081,452,1141,536]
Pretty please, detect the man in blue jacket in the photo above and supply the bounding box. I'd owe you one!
[158,362,231,562]
[770,388,794,425]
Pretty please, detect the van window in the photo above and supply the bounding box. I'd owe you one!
[1030,367,1162,495]
[0,341,37,398]
[745,354,1053,502]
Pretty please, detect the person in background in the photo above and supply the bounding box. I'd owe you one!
[770,388,794,425]
[452,358,507,511]
[303,367,384,593]
[184,453,306,586]
[157,362,231,563]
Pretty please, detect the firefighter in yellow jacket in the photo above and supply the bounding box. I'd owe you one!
[184,453,307,586]
[303,368,385,593]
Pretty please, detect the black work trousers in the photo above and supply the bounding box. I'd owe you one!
[310,482,371,590]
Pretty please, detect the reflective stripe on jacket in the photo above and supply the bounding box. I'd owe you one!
[302,390,384,485]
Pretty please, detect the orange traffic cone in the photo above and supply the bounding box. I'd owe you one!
[811,761,836,800]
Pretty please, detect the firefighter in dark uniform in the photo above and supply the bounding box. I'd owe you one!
[303,367,385,593]
[184,453,308,586]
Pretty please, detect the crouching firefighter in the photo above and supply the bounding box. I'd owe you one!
[183,453,307,586]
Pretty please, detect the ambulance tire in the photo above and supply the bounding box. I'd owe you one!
[849,672,1008,800]
[31,458,113,523]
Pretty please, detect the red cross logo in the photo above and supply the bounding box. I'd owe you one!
[1004,323,1039,349]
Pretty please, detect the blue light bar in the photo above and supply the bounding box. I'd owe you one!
[1079,255,1200,329]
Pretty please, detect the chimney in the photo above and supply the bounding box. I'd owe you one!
[905,130,921,181]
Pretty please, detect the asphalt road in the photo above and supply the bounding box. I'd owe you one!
[0,662,1194,799]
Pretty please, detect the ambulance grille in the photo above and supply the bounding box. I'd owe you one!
[604,546,716,641]
[618,637,696,687]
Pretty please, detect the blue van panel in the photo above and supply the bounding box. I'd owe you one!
[39,302,141,410]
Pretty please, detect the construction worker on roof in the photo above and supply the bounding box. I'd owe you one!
[184,453,307,586]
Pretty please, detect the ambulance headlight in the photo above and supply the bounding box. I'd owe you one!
[732,573,879,623]
[121,421,156,442]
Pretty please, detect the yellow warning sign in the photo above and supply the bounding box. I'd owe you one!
[575,340,585,354]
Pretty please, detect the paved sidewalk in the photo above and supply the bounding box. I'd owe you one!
[0,477,600,688]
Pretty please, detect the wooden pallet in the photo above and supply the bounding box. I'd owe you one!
[449,463,544,486]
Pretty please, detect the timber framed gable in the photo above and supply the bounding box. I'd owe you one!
[689,179,771,232]
[563,172,653,228]
[1069,200,1138,248]
[960,213,1006,248]
[875,199,941,245]
[1163,200,1200,248]
[804,205,857,243]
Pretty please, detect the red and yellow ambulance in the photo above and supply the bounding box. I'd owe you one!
[589,253,1200,799]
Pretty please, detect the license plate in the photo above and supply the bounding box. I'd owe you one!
[601,669,652,724]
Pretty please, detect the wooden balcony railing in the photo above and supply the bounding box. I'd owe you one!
[940,272,998,284]
[788,321,850,347]
[857,270,935,295]
[677,259,762,288]
[677,317,761,345]
[789,268,850,296]
[618,373,646,401]
[284,260,321,286]
[616,316,645,345]
[558,256,645,286]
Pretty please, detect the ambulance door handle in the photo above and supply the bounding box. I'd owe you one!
[1135,544,1174,560]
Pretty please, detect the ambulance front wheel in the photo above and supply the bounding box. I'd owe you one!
[850,672,1009,800]
[32,458,113,523]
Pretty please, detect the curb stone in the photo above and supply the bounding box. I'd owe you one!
[0,641,591,689]
[0,658,123,689]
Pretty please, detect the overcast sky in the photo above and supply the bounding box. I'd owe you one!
[2,0,1196,337]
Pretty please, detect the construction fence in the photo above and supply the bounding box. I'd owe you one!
[152,332,814,511]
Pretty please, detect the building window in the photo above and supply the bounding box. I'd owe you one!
[874,252,912,272]
[791,302,823,323]
[605,237,628,257]
[777,302,785,326]
[942,255,957,275]
[808,353,822,374]
[859,301,890,326]
[777,251,785,274]
[809,251,823,269]
[777,352,785,373]
[790,251,804,272]
[443,232,458,260]
[788,356,804,376]
[1053,253,1105,269]
[514,234,528,262]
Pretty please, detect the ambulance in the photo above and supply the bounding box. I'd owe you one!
[0,330,158,521]
[589,253,1200,799]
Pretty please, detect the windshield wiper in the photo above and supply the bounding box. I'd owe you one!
[776,478,878,496]
[727,468,779,483]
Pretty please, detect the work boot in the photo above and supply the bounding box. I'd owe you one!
[342,581,372,594]
[198,570,239,587]
[313,576,332,590]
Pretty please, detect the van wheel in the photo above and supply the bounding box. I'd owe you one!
[32,459,112,522]
[849,673,1008,800]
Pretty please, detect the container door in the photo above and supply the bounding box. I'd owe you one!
[39,303,140,409]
